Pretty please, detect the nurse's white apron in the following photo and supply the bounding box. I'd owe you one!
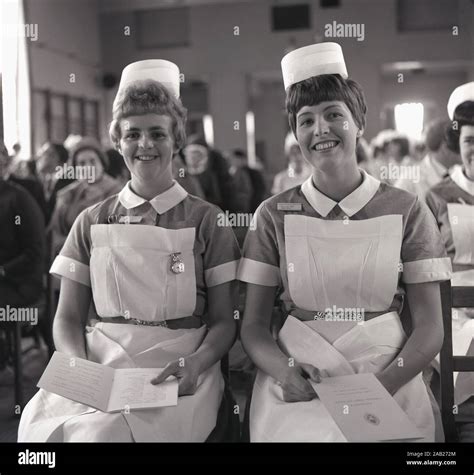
[250,215,437,442]
[447,203,474,267]
[18,224,224,442]
[446,203,474,405]
[250,314,435,442]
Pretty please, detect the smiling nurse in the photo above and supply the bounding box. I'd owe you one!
[238,43,452,442]
[18,60,240,442]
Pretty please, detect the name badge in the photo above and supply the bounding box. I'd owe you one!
[118,215,143,224]
[277,203,302,212]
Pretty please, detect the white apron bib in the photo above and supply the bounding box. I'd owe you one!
[284,215,402,311]
[447,203,474,266]
[19,224,223,442]
[90,224,197,320]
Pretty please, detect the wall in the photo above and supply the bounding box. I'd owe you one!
[380,71,468,123]
[25,0,105,152]
[98,0,473,173]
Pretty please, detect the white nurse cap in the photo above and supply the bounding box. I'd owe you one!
[117,59,180,98]
[447,81,474,120]
[281,42,348,91]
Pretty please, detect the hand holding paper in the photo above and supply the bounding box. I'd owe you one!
[311,373,423,442]
[38,352,178,412]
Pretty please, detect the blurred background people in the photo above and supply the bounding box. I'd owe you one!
[355,137,376,176]
[271,132,311,195]
[104,148,131,186]
[49,137,122,256]
[370,129,397,183]
[228,148,268,213]
[183,135,239,212]
[226,148,254,214]
[35,142,75,225]
[387,133,413,166]
[172,152,206,198]
[395,119,461,201]
[0,138,45,322]
[2,150,47,220]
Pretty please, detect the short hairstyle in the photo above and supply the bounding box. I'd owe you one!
[424,119,451,152]
[71,145,108,169]
[232,148,247,159]
[105,148,128,178]
[286,74,367,137]
[389,137,410,158]
[445,101,474,153]
[185,134,208,149]
[109,80,187,150]
[39,142,69,164]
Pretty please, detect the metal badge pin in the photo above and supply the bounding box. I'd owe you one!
[170,252,185,274]
[107,214,118,224]
[118,215,143,224]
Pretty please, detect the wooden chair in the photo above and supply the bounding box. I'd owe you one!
[0,294,47,411]
[439,280,474,442]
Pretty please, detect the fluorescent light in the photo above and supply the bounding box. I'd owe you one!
[246,111,255,167]
[202,114,214,147]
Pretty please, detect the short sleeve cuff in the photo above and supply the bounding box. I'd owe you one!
[205,260,239,287]
[50,255,91,287]
[237,257,280,286]
[402,257,452,284]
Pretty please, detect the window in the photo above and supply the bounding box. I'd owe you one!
[1,0,31,157]
[394,103,424,141]
[271,4,311,31]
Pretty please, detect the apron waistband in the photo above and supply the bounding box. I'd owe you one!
[290,307,397,322]
[96,315,202,330]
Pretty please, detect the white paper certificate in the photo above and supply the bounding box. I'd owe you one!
[38,352,178,412]
[311,373,424,442]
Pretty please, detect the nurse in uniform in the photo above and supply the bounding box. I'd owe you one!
[425,82,474,440]
[18,60,240,442]
[238,43,452,442]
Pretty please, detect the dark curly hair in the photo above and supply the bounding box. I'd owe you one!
[71,145,108,169]
[285,74,367,137]
[445,101,474,153]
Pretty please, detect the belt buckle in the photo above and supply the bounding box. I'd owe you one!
[314,311,326,321]
[131,318,168,327]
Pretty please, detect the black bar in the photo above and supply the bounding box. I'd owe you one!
[453,356,474,372]
[452,287,474,308]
